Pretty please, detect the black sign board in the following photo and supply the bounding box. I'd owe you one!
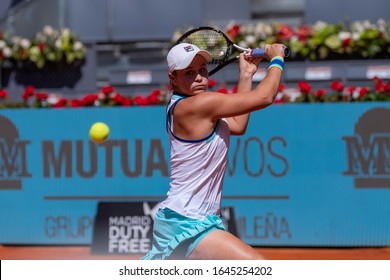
[91,201,238,255]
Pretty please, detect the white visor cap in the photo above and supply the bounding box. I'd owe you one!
[167,43,212,72]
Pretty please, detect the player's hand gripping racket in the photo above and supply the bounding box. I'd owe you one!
[175,26,290,76]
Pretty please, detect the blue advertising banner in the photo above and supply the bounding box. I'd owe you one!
[0,104,389,247]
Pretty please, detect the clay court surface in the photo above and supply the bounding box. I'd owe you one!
[1,245,390,260]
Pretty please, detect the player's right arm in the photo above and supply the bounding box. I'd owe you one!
[199,44,285,120]
[226,53,261,135]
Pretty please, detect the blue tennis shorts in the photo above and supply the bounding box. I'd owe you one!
[141,207,226,260]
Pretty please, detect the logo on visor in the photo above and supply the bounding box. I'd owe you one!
[184,45,195,52]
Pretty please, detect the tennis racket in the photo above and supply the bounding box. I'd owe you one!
[175,26,290,76]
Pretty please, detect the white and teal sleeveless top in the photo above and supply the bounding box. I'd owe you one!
[159,93,230,219]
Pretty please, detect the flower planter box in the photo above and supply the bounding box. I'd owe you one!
[11,60,84,89]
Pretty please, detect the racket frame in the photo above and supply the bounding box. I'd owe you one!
[174,26,289,76]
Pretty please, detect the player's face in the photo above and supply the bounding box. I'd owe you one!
[171,55,209,95]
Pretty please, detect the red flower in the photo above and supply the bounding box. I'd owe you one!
[296,25,312,42]
[69,99,83,108]
[342,38,352,49]
[372,76,383,85]
[384,82,390,92]
[274,98,284,104]
[217,87,229,94]
[147,92,160,105]
[111,93,124,104]
[278,83,286,92]
[345,86,356,95]
[52,98,68,108]
[120,97,132,106]
[102,85,114,95]
[38,43,46,52]
[226,24,240,41]
[231,85,238,93]
[274,92,285,104]
[25,85,35,93]
[81,94,99,106]
[277,24,294,41]
[0,89,8,99]
[35,92,48,101]
[111,93,132,106]
[359,87,369,97]
[22,85,35,100]
[330,80,344,92]
[298,81,312,94]
[314,89,326,98]
[208,79,217,88]
[372,77,385,93]
[20,48,28,59]
[133,95,148,106]
[374,83,385,93]
[150,89,161,97]
[165,83,172,91]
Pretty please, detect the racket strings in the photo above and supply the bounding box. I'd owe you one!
[179,30,231,65]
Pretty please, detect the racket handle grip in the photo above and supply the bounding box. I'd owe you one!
[250,47,290,58]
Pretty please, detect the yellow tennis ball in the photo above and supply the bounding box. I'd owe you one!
[89,122,109,143]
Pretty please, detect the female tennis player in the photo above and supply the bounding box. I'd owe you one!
[142,42,285,260]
